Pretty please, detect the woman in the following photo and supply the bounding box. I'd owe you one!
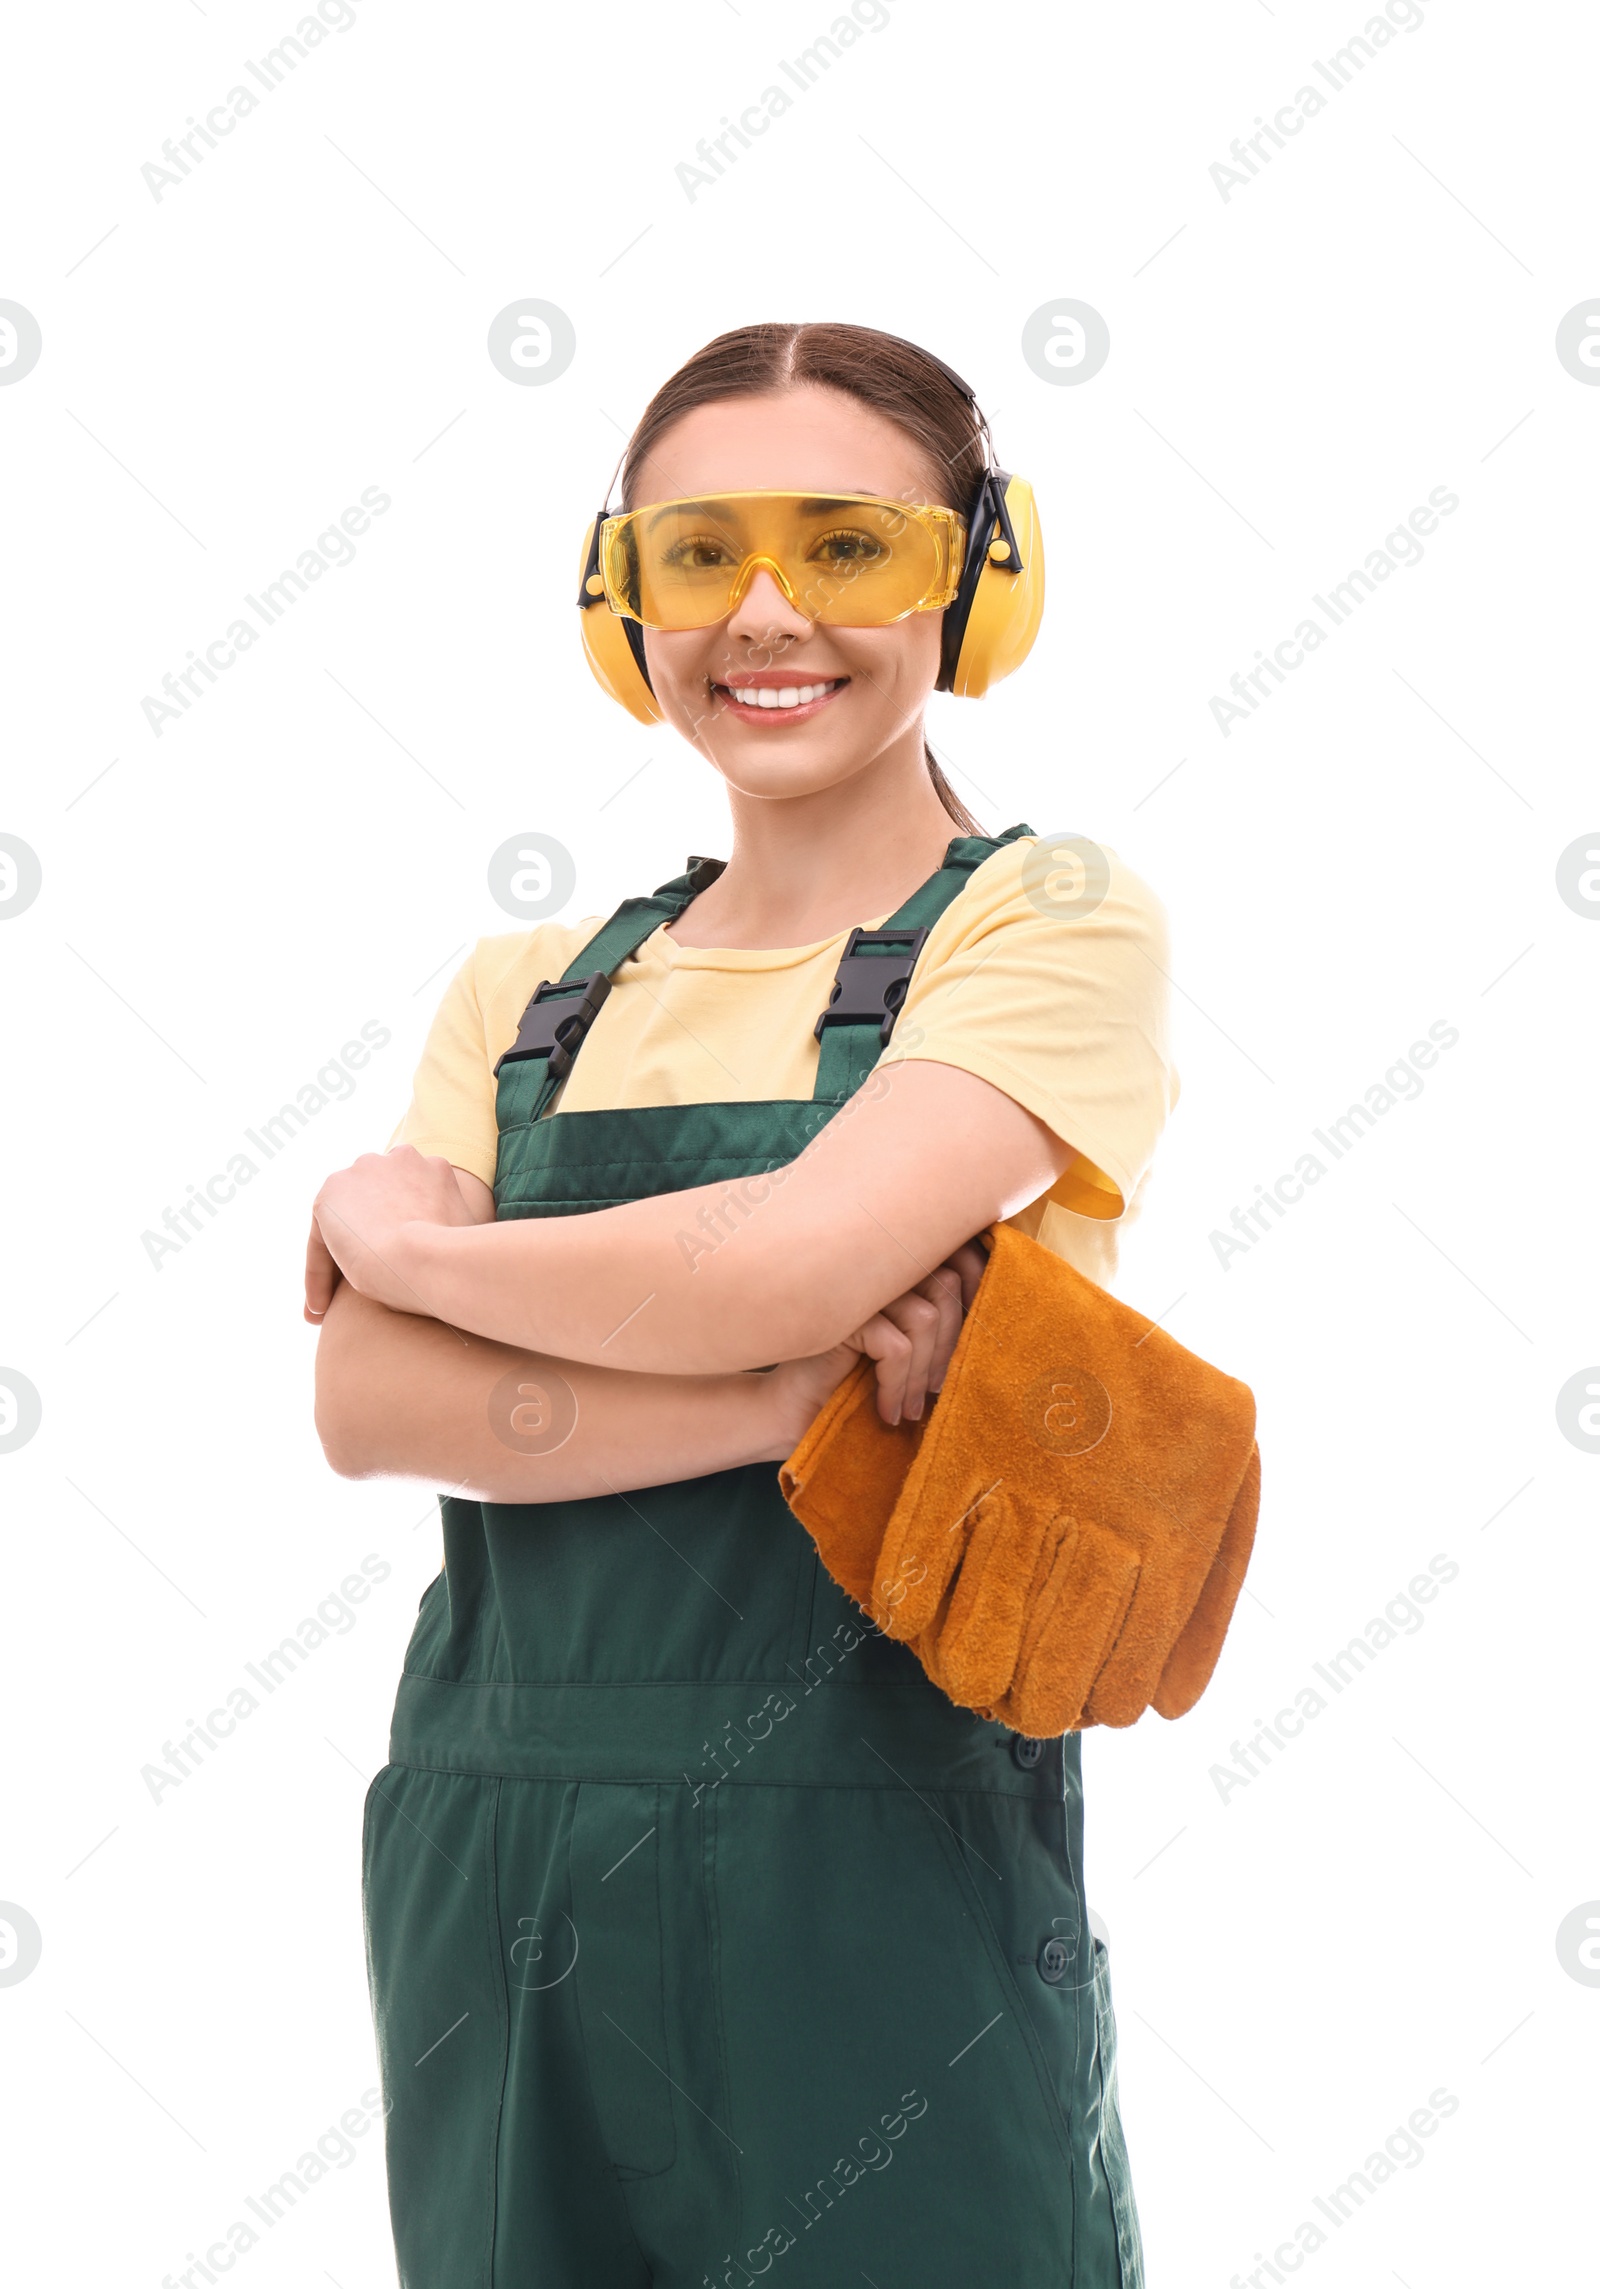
[309,322,1176,2287]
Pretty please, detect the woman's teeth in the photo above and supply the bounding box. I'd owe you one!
[725,680,838,709]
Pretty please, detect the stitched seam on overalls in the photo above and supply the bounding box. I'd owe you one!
[1059,1786,1087,2287]
[612,1783,680,2191]
[484,1777,510,2289]
[1091,1940,1143,2289]
[385,1758,1050,1802]
[921,1801,1079,2178]
[701,1783,744,2261]
[400,1670,1012,1695]
[566,1793,670,2267]
[783,1528,825,1687]
[358,1771,391,2056]
[649,1780,680,2181]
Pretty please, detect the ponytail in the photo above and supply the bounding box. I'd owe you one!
[924,741,984,833]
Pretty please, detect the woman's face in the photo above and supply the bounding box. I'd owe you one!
[630,386,951,800]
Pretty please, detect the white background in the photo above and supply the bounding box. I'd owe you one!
[1,0,1595,2282]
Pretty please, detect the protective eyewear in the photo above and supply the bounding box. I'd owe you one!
[594,489,967,632]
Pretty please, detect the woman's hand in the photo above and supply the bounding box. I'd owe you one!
[767,1236,990,1451]
[310,1146,478,1315]
[304,1217,343,1324]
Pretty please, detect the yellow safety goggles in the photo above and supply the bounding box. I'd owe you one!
[593,489,967,631]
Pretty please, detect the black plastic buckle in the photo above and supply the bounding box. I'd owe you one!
[813,925,929,1046]
[494,970,611,1080]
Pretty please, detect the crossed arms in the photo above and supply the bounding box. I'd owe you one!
[310,1058,1075,1505]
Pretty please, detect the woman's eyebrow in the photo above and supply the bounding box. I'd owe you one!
[641,494,878,532]
[643,497,743,532]
[640,494,718,524]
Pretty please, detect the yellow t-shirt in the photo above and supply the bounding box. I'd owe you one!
[390,835,1180,1289]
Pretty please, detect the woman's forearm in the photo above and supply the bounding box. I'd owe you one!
[377,1062,1068,1373]
[397,1177,837,1378]
[314,1282,799,1503]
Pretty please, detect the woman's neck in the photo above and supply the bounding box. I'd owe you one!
[664,749,972,951]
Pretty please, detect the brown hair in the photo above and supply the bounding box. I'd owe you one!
[619,321,988,835]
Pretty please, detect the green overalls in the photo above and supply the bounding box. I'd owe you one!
[361,826,1146,2287]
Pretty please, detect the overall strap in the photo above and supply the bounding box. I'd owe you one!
[559,854,728,980]
[493,855,726,1122]
[811,822,1035,1105]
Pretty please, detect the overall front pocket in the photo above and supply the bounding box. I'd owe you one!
[568,1781,677,2179]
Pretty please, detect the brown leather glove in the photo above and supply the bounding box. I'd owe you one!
[780,1222,1261,1732]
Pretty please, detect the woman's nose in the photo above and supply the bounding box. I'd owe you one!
[726,564,815,648]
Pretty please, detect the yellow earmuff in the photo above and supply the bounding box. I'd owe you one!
[578,519,664,725]
[575,456,1044,720]
[939,469,1045,700]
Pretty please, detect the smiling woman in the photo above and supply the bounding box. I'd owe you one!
[311,321,1174,2289]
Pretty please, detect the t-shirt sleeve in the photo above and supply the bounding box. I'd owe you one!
[891,836,1180,1221]
[386,923,604,1185]
[386,946,502,1186]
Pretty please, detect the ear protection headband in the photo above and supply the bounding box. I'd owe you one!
[576,336,1045,725]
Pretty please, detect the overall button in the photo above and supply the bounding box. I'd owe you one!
[1011,1734,1046,1769]
[1038,1936,1071,1985]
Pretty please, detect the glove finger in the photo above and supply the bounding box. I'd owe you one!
[985,1520,1081,1730]
[935,1489,1051,1711]
[1073,1465,1237,1725]
[872,1468,1004,1640]
[1005,1515,1142,1738]
[916,1626,1008,1729]
[1147,1444,1262,1721]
